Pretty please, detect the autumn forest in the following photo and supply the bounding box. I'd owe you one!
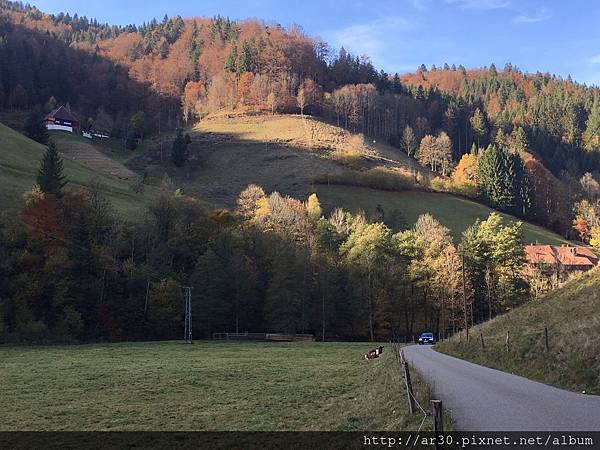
[1,0,600,343]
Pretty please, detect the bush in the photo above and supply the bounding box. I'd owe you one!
[315,167,420,191]
[16,320,48,343]
[431,176,478,199]
[430,176,451,192]
[56,306,84,341]
[333,148,364,169]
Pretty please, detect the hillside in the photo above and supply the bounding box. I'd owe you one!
[317,185,570,245]
[132,113,428,208]
[436,268,600,394]
[49,131,139,181]
[0,123,152,217]
[189,114,568,244]
[1,110,571,245]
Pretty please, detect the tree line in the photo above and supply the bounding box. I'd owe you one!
[0,143,530,343]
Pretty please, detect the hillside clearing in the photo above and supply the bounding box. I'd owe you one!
[316,184,570,245]
[49,131,140,180]
[142,113,426,208]
[0,341,437,431]
[436,268,600,394]
[0,123,152,217]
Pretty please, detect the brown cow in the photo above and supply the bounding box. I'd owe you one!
[364,346,384,360]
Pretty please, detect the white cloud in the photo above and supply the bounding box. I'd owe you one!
[512,8,550,24]
[588,55,600,65]
[444,0,510,10]
[326,17,414,61]
[412,0,432,10]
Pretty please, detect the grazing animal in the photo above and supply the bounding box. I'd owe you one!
[365,346,384,360]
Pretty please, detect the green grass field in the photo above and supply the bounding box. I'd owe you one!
[0,123,152,217]
[0,341,438,431]
[317,184,570,245]
[436,268,600,394]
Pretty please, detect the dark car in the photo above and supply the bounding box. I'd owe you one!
[418,332,436,345]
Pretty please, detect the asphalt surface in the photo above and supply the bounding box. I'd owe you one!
[402,345,600,431]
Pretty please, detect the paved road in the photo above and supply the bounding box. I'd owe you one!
[403,345,600,431]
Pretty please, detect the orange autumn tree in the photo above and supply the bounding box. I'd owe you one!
[22,191,64,255]
[451,153,478,196]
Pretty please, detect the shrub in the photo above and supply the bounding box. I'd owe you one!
[315,167,420,191]
[16,320,48,343]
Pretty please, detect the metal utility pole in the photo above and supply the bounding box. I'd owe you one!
[183,286,193,344]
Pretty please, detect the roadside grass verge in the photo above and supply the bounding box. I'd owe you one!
[0,341,443,431]
[436,268,600,394]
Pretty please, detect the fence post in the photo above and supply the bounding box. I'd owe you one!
[431,400,444,450]
[506,330,510,353]
[480,332,485,351]
[402,357,416,414]
[544,327,549,352]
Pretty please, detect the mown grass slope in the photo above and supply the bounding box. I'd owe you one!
[0,123,152,217]
[436,268,600,394]
[0,341,438,431]
[317,184,570,245]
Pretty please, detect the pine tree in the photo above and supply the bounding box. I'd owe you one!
[470,108,487,149]
[23,111,49,144]
[238,40,255,73]
[171,130,188,167]
[584,97,600,150]
[159,40,169,59]
[510,126,529,154]
[37,142,67,197]
[225,44,238,73]
[478,145,509,209]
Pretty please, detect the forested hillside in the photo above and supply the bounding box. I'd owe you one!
[2,0,600,243]
[2,1,600,344]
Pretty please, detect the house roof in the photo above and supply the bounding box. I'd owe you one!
[554,246,597,267]
[47,105,79,123]
[524,244,598,268]
[524,245,556,265]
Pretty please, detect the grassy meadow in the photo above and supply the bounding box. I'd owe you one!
[436,268,600,394]
[0,123,152,217]
[0,341,438,431]
[317,184,571,245]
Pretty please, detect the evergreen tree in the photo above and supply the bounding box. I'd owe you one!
[159,40,169,59]
[171,130,188,167]
[478,145,531,217]
[510,126,529,154]
[36,141,67,197]
[477,144,512,209]
[23,111,49,144]
[225,44,238,73]
[585,97,600,150]
[238,40,255,73]
[470,108,487,149]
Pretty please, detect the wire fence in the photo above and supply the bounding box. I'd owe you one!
[390,336,433,446]
[450,326,553,353]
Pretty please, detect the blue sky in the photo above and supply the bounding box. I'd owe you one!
[33,0,600,85]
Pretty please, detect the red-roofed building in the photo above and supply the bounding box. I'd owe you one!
[524,244,598,285]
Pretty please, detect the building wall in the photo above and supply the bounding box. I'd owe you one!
[46,124,73,133]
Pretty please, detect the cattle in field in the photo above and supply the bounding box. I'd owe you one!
[365,346,384,360]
